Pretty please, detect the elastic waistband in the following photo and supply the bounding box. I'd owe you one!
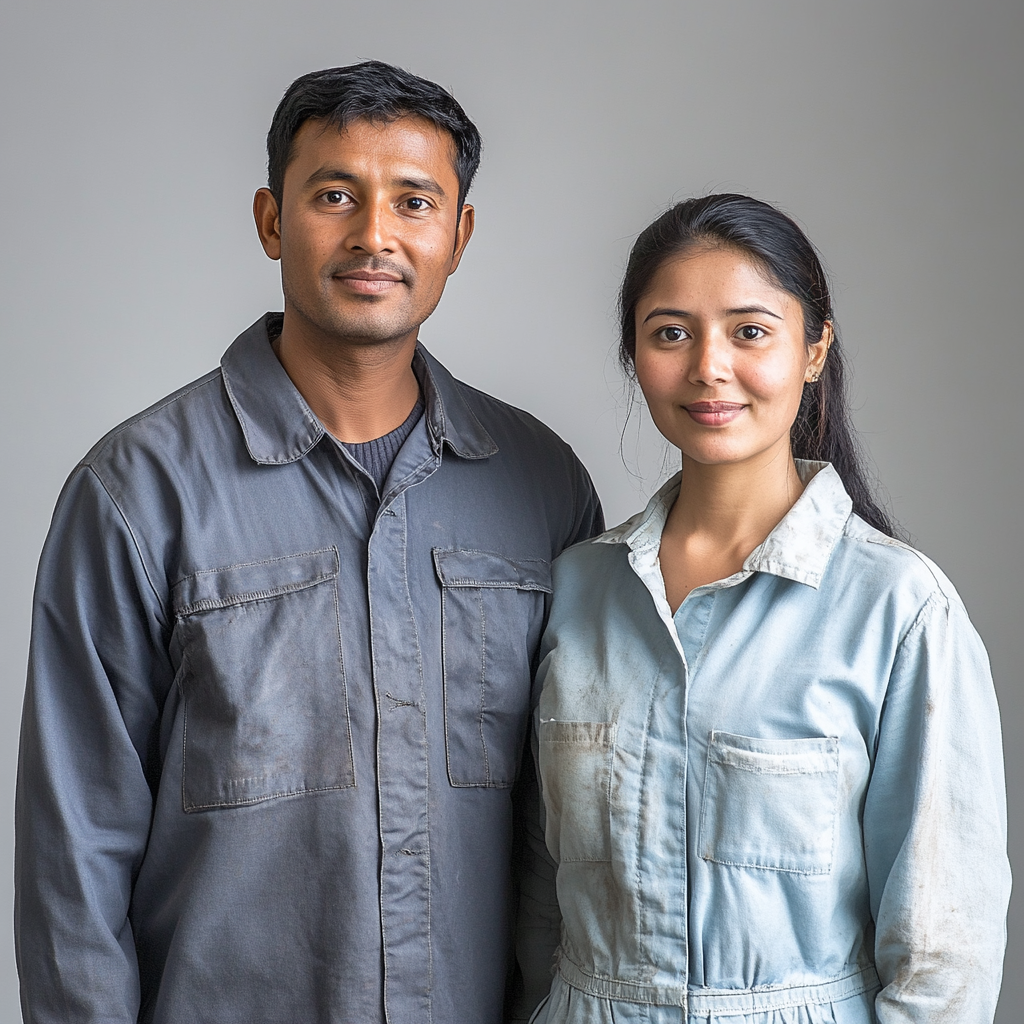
[556,955,880,1015]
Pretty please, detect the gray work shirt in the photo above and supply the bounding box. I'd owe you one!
[16,314,603,1024]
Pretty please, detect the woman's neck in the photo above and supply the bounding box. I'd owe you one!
[659,448,805,613]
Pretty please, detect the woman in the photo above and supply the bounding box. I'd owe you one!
[531,195,1010,1024]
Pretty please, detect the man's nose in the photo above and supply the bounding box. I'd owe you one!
[345,199,393,255]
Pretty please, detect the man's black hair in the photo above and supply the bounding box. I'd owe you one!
[267,61,482,215]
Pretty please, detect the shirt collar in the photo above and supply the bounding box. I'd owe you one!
[596,460,852,589]
[221,314,498,465]
[414,344,499,460]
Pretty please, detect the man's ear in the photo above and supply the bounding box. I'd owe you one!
[253,188,282,261]
[448,203,475,275]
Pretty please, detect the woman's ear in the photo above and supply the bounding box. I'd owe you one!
[805,321,833,383]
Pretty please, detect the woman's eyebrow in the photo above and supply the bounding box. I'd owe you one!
[726,305,783,319]
[642,304,784,324]
[642,307,691,324]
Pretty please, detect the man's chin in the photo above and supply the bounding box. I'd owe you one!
[286,303,420,350]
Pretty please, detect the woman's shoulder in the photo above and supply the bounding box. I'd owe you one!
[553,475,680,576]
[834,513,968,620]
[551,521,631,578]
[546,508,658,621]
[552,502,651,567]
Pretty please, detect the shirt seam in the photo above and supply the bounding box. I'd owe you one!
[844,523,955,607]
[80,371,221,467]
[84,464,169,626]
[884,590,950,710]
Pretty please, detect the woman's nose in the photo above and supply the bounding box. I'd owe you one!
[689,334,731,385]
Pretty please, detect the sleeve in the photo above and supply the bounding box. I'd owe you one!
[863,589,1011,1024]
[507,454,601,1020]
[565,455,605,550]
[507,719,562,1022]
[15,465,173,1023]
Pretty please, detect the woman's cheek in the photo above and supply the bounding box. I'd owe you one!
[743,356,804,409]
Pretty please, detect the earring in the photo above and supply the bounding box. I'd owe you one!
[806,370,821,384]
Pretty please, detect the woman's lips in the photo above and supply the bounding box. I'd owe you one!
[683,401,746,426]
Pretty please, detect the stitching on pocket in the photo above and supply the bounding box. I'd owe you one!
[173,547,340,616]
[438,549,549,789]
[432,547,552,592]
[699,731,840,874]
[477,587,491,784]
[177,553,354,812]
[539,720,616,863]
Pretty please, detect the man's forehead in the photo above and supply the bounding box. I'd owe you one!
[286,114,458,184]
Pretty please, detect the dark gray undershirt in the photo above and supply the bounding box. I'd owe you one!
[341,395,424,494]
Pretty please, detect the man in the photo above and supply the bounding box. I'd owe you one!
[16,61,601,1023]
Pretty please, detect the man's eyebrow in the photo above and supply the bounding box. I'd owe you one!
[641,304,784,324]
[302,168,447,198]
[303,168,358,188]
[396,175,446,198]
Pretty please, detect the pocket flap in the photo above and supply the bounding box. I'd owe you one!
[173,547,340,616]
[708,731,838,775]
[432,548,551,592]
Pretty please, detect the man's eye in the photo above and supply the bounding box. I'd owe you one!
[738,325,766,341]
[657,326,685,342]
[405,197,429,211]
[323,191,350,205]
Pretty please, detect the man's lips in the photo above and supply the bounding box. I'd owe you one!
[683,401,746,426]
[333,270,404,295]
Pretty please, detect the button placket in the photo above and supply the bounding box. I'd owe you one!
[368,493,432,1023]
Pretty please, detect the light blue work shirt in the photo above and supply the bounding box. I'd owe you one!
[532,461,1009,1024]
[15,314,603,1024]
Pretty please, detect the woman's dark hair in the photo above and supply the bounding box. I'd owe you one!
[267,61,482,216]
[619,193,897,537]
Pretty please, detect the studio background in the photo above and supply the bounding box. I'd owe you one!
[2,0,1020,1019]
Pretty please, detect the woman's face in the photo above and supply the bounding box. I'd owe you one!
[633,245,830,470]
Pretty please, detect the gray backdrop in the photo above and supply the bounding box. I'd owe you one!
[2,0,1020,1019]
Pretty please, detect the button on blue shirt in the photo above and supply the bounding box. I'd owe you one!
[16,315,603,1024]
[533,461,1009,1024]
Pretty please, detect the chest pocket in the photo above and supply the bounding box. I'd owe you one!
[172,548,354,811]
[433,548,551,788]
[698,731,839,874]
[538,720,616,863]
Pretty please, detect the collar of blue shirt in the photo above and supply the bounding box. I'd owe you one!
[220,313,499,466]
[595,460,853,590]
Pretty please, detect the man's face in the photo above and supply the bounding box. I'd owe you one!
[255,115,474,348]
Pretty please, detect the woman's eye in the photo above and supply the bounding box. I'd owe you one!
[658,326,686,342]
[738,325,766,341]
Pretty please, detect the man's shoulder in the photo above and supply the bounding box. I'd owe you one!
[422,352,604,547]
[456,378,564,441]
[432,362,584,482]
[80,367,230,474]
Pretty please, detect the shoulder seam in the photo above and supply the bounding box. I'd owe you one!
[81,369,222,467]
[84,464,169,625]
[896,587,948,650]
[843,517,952,601]
[452,376,565,438]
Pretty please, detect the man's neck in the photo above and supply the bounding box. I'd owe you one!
[272,314,421,444]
